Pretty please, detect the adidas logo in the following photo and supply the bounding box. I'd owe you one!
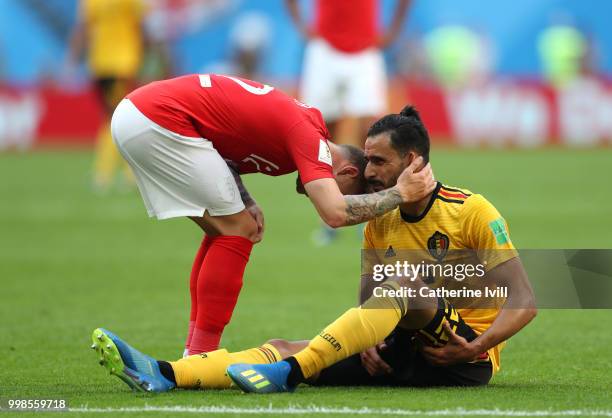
[385,245,396,258]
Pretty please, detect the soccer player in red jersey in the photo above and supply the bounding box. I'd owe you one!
[286,0,411,245]
[111,74,436,355]
[286,0,411,145]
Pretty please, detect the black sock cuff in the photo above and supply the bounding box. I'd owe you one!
[157,360,176,385]
[285,356,305,387]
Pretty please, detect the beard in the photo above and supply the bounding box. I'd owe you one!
[366,178,393,193]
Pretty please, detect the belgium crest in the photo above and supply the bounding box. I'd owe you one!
[427,231,449,262]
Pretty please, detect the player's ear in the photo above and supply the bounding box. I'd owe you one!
[403,151,419,168]
[337,164,359,179]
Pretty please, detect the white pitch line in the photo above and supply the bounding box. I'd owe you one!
[69,405,612,417]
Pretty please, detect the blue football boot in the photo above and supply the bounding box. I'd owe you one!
[227,361,295,394]
[90,328,175,393]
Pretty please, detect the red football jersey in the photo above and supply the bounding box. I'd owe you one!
[127,74,334,184]
[315,0,379,53]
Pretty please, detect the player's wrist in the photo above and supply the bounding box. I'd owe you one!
[469,337,487,358]
[391,185,409,203]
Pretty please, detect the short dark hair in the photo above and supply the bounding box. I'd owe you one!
[367,105,430,163]
[339,144,367,175]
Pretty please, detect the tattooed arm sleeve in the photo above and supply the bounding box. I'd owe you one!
[343,187,403,226]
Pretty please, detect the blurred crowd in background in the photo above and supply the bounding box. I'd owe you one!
[0,0,608,85]
[0,0,611,153]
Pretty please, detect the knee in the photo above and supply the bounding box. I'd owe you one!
[394,276,427,294]
[240,215,259,242]
[222,214,258,242]
[209,211,259,242]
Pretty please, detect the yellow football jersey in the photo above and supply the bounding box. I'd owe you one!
[81,0,146,78]
[363,183,517,373]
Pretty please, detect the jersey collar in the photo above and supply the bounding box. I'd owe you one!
[400,182,442,223]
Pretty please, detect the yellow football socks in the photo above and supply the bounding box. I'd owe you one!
[170,344,281,389]
[293,281,408,379]
[93,124,121,189]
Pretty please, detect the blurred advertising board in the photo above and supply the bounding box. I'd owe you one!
[1,77,611,150]
[0,85,101,150]
[407,77,612,147]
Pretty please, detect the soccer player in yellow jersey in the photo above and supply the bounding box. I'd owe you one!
[225,106,537,391]
[90,106,536,392]
[68,0,147,191]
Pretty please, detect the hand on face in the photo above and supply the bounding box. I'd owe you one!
[394,156,436,203]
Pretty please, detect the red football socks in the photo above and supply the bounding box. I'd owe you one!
[188,235,253,355]
[185,236,214,350]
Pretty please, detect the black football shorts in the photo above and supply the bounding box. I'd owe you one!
[312,297,493,387]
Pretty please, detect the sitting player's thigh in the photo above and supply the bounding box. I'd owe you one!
[311,353,390,387]
[386,298,493,387]
[387,339,492,387]
[111,99,244,221]
[415,297,477,347]
[314,298,493,388]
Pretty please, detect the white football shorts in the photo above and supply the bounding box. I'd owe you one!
[110,99,244,220]
[300,38,388,121]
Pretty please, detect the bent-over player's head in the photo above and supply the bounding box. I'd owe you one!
[332,144,367,195]
[295,143,367,195]
[364,106,430,193]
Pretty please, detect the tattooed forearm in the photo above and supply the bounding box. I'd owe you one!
[225,159,255,207]
[344,187,403,225]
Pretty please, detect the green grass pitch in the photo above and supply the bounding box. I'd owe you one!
[1,148,611,417]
